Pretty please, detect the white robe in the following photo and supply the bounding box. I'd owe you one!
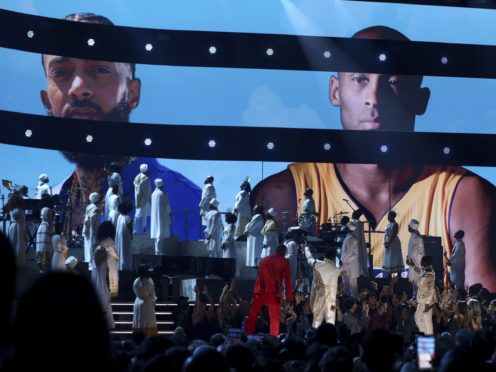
[222,223,236,259]
[133,277,157,334]
[407,230,424,284]
[353,219,368,277]
[285,239,299,285]
[115,214,132,271]
[234,190,251,235]
[51,235,68,270]
[104,172,123,219]
[301,198,316,233]
[91,253,114,329]
[341,233,360,298]
[415,268,436,335]
[305,246,340,327]
[36,183,51,199]
[199,184,216,219]
[8,208,28,264]
[245,214,265,266]
[205,209,223,258]
[448,240,465,290]
[150,187,171,239]
[261,219,278,258]
[82,203,100,264]
[134,172,151,218]
[107,194,120,227]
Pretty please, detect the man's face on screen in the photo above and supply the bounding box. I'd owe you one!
[329,72,429,132]
[41,56,140,122]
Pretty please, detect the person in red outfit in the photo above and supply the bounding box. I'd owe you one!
[245,244,293,337]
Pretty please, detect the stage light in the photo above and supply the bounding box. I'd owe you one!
[441,56,448,64]
[24,129,32,138]
[379,53,387,62]
[85,135,93,143]
[323,143,331,151]
[209,46,217,54]
[443,146,451,155]
[144,138,152,146]
[208,140,216,148]
[380,145,388,153]
[323,51,331,59]
[267,142,275,150]
[27,30,34,38]
[87,38,95,47]
[145,43,153,51]
[266,48,274,56]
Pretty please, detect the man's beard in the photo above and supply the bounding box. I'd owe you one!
[58,98,132,170]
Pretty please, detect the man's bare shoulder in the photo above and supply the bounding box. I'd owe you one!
[250,168,296,212]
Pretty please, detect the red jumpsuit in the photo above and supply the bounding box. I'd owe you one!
[244,253,293,336]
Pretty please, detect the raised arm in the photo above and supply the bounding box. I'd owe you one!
[304,246,316,267]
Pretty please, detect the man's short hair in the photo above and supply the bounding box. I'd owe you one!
[275,244,287,256]
[41,13,136,79]
[324,247,336,261]
[421,255,433,267]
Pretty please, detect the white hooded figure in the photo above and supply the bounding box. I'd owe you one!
[133,163,152,234]
[8,207,28,264]
[261,208,279,259]
[245,206,265,267]
[150,178,171,255]
[36,173,51,199]
[51,234,69,271]
[199,176,216,223]
[36,207,53,272]
[107,187,120,227]
[82,192,101,264]
[341,221,360,298]
[204,198,223,258]
[132,265,158,336]
[104,171,123,220]
[406,219,424,290]
[115,201,133,271]
[234,177,251,237]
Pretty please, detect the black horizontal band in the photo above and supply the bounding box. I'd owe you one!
[1,109,495,166]
[1,9,496,78]
[346,0,496,10]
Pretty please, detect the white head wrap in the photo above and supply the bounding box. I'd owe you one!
[89,192,99,203]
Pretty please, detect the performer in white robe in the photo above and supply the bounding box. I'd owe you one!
[92,245,114,329]
[199,176,216,223]
[133,163,151,234]
[107,187,120,227]
[382,210,404,276]
[341,221,360,298]
[351,209,369,277]
[8,207,28,264]
[406,219,424,295]
[305,245,341,327]
[132,265,158,336]
[444,230,466,291]
[222,212,237,259]
[36,173,51,199]
[82,192,101,265]
[245,205,265,267]
[261,208,279,258]
[204,198,224,258]
[234,177,251,237]
[36,207,53,273]
[51,234,68,271]
[284,234,301,286]
[104,168,123,220]
[115,200,133,271]
[410,255,436,335]
[150,178,171,255]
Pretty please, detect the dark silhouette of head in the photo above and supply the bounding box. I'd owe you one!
[275,244,287,256]
[316,323,337,347]
[0,232,16,345]
[324,247,337,261]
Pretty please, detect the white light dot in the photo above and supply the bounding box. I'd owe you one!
[209,46,217,54]
[85,135,93,143]
[27,30,34,38]
[443,146,451,155]
[267,142,275,150]
[323,143,331,151]
[144,138,152,146]
[380,145,388,153]
[87,38,95,47]
[145,43,153,51]
[378,53,387,62]
[25,129,33,138]
[266,48,274,56]
[441,57,448,65]
[208,140,216,148]
[323,51,331,59]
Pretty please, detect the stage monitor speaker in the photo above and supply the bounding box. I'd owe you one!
[422,236,444,288]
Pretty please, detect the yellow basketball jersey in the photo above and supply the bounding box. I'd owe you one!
[288,163,467,267]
